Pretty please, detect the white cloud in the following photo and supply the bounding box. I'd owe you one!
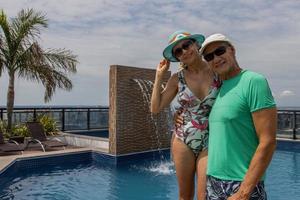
[0,0,300,107]
[279,90,296,98]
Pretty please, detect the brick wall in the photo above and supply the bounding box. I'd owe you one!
[109,65,171,155]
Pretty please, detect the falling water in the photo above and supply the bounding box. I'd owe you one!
[132,78,174,175]
[132,78,171,160]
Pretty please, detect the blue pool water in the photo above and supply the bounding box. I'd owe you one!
[265,141,300,199]
[67,129,109,138]
[0,141,299,200]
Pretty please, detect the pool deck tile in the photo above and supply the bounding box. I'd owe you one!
[0,146,109,172]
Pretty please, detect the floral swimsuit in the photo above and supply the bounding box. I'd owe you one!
[175,70,221,156]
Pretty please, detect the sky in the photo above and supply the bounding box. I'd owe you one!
[0,0,299,107]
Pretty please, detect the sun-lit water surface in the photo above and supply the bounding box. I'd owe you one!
[0,148,299,200]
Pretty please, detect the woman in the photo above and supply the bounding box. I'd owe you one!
[150,30,221,200]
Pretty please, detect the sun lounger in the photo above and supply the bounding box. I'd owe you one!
[26,121,66,152]
[0,132,25,155]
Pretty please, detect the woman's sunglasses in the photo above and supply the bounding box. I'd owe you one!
[203,46,227,62]
[173,40,195,58]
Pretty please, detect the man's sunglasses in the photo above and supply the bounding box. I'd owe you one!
[173,40,195,58]
[203,46,227,62]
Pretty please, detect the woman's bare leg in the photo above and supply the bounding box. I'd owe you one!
[172,137,196,200]
[196,149,208,200]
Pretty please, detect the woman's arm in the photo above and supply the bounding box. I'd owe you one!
[150,59,178,114]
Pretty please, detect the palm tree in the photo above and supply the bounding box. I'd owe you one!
[0,9,78,134]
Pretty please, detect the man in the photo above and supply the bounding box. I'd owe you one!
[201,34,277,200]
[175,33,277,199]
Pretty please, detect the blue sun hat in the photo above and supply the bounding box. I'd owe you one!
[163,30,205,62]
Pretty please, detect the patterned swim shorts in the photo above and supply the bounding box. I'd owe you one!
[206,175,267,200]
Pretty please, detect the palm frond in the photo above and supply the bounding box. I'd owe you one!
[44,48,78,73]
[0,35,11,69]
[16,42,77,74]
[14,42,42,73]
[0,9,15,69]
[0,10,12,48]
[0,35,3,75]
[42,69,73,102]
[10,9,48,67]
[12,9,47,42]
[16,42,76,102]
[18,63,73,102]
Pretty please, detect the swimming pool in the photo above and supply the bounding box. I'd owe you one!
[266,140,300,199]
[0,140,299,200]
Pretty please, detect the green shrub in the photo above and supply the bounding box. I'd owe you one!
[37,115,58,136]
[0,120,9,139]
[0,120,29,138]
[0,115,58,138]
[11,124,30,137]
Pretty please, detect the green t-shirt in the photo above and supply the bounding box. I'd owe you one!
[207,70,276,181]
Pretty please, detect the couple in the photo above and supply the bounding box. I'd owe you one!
[151,31,277,200]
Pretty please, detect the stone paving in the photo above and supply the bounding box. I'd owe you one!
[0,144,108,172]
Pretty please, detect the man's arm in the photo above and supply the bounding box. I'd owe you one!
[228,107,277,200]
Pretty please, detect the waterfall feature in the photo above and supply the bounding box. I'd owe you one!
[132,78,171,160]
[109,65,171,155]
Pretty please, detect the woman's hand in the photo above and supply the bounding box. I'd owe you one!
[156,59,170,78]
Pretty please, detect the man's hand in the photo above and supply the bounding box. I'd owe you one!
[227,190,250,200]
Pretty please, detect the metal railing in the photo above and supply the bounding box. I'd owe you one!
[0,106,109,131]
[0,106,299,139]
[277,109,300,140]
